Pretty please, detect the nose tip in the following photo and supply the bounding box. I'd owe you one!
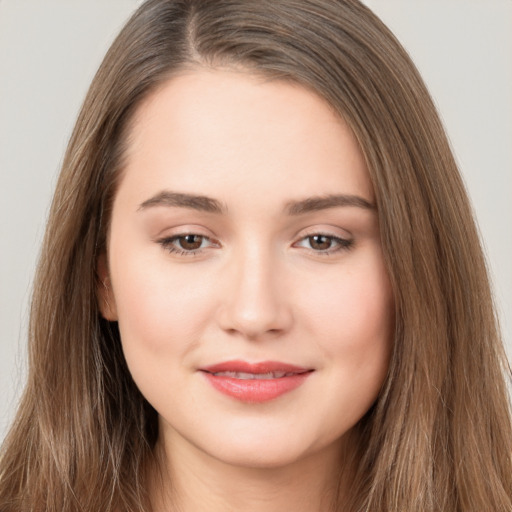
[216,255,293,340]
[220,305,289,340]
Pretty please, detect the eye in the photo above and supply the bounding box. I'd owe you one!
[295,233,353,254]
[175,234,206,251]
[157,234,217,256]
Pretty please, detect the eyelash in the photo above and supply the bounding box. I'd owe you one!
[294,233,354,255]
[157,232,354,257]
[157,234,216,256]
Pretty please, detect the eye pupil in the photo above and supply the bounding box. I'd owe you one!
[179,235,203,250]
[309,235,332,250]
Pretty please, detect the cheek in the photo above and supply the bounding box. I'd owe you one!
[109,256,222,407]
[109,250,217,358]
[302,252,394,369]
[301,258,393,431]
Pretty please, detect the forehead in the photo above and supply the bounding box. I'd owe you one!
[119,68,374,210]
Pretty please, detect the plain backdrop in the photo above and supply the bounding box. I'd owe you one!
[1,0,511,442]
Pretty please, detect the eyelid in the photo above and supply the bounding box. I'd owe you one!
[156,232,220,257]
[292,228,354,255]
[155,225,354,257]
[152,222,216,239]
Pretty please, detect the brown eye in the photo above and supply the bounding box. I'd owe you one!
[308,235,333,250]
[178,234,204,250]
[294,233,354,254]
[158,233,219,256]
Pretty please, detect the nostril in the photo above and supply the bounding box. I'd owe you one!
[215,264,294,338]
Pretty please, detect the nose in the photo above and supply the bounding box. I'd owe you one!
[216,244,293,340]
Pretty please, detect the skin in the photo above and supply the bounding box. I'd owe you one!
[99,68,394,511]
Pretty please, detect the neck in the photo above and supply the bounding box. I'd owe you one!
[149,429,359,512]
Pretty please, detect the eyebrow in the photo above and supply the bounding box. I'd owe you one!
[285,194,375,215]
[138,191,375,215]
[138,191,226,214]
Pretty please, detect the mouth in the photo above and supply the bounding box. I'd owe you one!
[199,360,314,403]
[207,370,306,379]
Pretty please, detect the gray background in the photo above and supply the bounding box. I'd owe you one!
[1,0,511,441]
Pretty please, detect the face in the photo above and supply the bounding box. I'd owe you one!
[100,68,394,469]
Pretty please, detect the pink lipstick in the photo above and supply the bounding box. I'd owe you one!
[200,360,313,403]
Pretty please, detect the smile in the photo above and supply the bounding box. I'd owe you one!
[210,371,302,379]
[200,360,314,403]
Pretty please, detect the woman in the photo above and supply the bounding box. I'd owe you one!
[1,0,511,510]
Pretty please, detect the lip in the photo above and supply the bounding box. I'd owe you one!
[200,360,314,403]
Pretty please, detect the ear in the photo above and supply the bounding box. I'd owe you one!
[97,253,118,321]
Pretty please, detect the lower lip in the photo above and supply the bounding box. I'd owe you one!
[202,372,312,403]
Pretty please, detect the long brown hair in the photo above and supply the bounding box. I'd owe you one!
[1,1,511,510]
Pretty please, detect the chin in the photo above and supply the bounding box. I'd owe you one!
[197,426,341,471]
[211,445,310,470]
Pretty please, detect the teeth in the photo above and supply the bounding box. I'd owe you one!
[212,371,292,379]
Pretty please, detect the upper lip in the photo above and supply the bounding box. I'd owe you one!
[201,360,312,374]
